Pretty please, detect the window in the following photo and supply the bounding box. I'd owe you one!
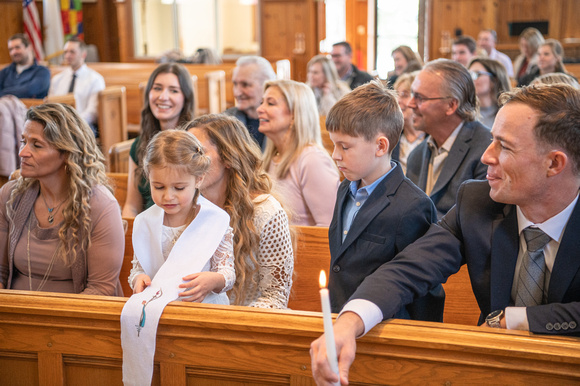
[132,0,258,59]
[375,0,420,78]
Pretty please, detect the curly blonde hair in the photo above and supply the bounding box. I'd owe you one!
[183,114,274,305]
[7,103,110,267]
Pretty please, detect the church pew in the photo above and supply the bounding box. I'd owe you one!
[117,217,480,325]
[20,93,77,109]
[108,138,135,174]
[98,86,128,171]
[1,290,579,385]
[107,172,128,210]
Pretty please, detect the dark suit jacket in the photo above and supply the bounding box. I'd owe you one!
[347,64,374,90]
[328,164,444,321]
[352,180,580,336]
[406,120,491,219]
[224,107,265,149]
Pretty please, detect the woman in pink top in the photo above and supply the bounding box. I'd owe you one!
[258,80,340,226]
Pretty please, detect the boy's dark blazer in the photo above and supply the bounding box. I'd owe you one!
[328,163,445,320]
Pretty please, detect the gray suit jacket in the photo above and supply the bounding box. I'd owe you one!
[406,120,491,218]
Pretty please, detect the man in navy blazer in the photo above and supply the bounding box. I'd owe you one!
[405,59,491,218]
[311,84,580,385]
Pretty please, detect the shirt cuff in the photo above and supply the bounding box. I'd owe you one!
[505,306,530,331]
[339,299,384,337]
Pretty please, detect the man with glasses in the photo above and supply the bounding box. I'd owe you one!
[331,42,373,90]
[406,59,491,218]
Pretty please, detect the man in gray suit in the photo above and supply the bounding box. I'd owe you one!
[405,59,491,218]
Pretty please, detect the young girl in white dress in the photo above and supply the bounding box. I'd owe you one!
[128,129,235,304]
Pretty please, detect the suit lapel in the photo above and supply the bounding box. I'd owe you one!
[329,181,349,259]
[431,122,472,196]
[548,201,580,302]
[334,166,404,260]
[489,204,519,310]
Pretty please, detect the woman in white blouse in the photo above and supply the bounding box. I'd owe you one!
[186,114,294,309]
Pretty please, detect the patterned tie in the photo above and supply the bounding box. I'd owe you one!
[68,74,77,93]
[515,227,551,307]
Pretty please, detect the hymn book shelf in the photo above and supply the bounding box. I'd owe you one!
[0,291,579,385]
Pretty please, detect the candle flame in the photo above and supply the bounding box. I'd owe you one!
[319,270,327,288]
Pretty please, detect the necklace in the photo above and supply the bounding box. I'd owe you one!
[40,192,67,224]
[165,216,183,245]
[27,214,58,291]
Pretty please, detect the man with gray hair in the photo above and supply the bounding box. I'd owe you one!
[405,59,491,218]
[225,56,276,148]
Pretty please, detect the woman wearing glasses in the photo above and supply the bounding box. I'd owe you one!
[468,58,511,128]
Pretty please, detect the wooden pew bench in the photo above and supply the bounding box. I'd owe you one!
[1,290,579,385]
[115,212,480,325]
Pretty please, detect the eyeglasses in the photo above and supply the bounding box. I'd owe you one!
[470,70,495,80]
[410,92,452,105]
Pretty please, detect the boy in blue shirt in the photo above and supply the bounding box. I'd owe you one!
[326,80,444,321]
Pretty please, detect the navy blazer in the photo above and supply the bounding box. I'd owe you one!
[352,180,580,336]
[328,164,444,321]
[406,120,491,219]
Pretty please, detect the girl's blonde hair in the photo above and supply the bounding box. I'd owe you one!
[8,103,110,267]
[143,130,210,221]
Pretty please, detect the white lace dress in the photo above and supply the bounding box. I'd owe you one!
[231,194,294,309]
[128,224,235,294]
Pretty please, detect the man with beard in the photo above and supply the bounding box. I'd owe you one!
[0,33,50,98]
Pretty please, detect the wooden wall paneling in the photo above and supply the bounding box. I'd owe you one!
[83,1,120,62]
[428,0,497,60]
[0,1,24,64]
[345,0,368,70]
[260,0,320,82]
[560,0,580,41]
[115,0,135,62]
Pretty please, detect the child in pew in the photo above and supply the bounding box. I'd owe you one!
[128,129,234,304]
[326,80,445,321]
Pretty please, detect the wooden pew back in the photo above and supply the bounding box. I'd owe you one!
[108,138,135,174]
[116,214,480,325]
[1,291,579,385]
[98,86,128,170]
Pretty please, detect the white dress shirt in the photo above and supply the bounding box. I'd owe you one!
[49,64,105,125]
[489,48,515,78]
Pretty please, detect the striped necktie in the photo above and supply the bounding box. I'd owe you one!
[515,227,551,307]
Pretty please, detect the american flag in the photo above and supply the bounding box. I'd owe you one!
[23,0,44,61]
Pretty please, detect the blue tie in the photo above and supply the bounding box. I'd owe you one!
[515,227,551,307]
[68,74,76,93]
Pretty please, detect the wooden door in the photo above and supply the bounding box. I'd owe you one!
[260,0,324,82]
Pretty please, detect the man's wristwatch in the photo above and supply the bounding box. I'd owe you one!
[486,309,504,328]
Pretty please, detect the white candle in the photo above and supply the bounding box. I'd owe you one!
[319,270,340,384]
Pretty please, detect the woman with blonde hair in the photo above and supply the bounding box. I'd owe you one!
[123,63,195,217]
[258,79,340,226]
[514,27,545,85]
[185,114,294,308]
[307,55,350,116]
[392,72,425,172]
[0,103,124,295]
[468,58,512,127]
[520,39,571,86]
